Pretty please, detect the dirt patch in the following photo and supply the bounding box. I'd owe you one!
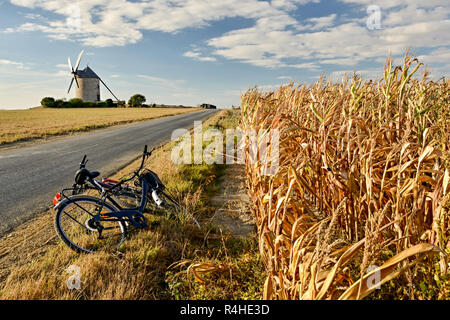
[209,164,255,238]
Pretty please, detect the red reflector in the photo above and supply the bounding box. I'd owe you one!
[102,178,120,184]
[53,193,62,206]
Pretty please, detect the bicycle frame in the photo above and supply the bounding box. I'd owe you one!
[54,145,156,229]
[93,177,151,228]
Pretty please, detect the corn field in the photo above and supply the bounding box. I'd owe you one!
[241,54,449,300]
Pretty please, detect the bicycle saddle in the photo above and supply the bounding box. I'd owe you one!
[75,168,100,185]
[141,170,165,190]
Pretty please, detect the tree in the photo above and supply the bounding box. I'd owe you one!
[55,99,67,108]
[68,98,84,108]
[105,98,115,107]
[41,97,56,108]
[128,94,146,108]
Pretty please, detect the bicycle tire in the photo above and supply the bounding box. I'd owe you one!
[54,195,127,254]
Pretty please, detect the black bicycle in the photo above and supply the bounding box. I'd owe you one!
[53,145,200,253]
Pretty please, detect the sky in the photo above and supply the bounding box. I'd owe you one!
[0,0,449,109]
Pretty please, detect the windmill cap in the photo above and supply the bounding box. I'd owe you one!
[76,66,99,79]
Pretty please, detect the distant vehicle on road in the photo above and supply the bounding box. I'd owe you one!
[200,103,217,109]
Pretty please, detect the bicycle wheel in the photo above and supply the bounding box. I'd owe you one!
[110,188,141,209]
[54,195,127,253]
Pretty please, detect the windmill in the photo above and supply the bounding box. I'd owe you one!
[67,50,119,102]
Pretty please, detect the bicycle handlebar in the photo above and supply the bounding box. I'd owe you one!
[80,145,152,189]
[114,145,154,185]
[133,145,153,177]
[80,155,88,169]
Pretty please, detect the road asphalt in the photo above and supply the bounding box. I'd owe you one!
[0,109,218,235]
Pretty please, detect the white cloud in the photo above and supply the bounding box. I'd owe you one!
[257,83,284,91]
[427,63,450,79]
[0,59,28,69]
[291,62,321,70]
[418,47,450,64]
[305,14,337,31]
[137,74,185,89]
[8,0,315,47]
[382,4,450,27]
[321,57,360,65]
[207,2,450,71]
[5,0,450,74]
[339,0,449,9]
[328,68,382,82]
[272,0,319,10]
[183,50,216,62]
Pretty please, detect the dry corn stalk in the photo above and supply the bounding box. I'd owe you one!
[170,260,228,285]
[241,53,449,300]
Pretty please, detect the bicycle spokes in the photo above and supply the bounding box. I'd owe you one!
[57,199,126,253]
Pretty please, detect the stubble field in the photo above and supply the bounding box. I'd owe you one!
[0,107,199,146]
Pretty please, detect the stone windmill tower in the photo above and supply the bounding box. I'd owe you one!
[67,50,119,102]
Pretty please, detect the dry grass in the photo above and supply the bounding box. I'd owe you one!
[0,107,200,145]
[241,53,449,300]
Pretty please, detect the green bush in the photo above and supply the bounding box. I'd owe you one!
[128,94,146,108]
[41,97,56,108]
[40,97,120,108]
[68,98,84,108]
[54,99,68,108]
[105,99,115,107]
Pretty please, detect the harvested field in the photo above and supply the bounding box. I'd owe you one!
[0,107,199,145]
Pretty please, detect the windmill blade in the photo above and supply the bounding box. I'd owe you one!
[74,50,84,71]
[68,57,74,72]
[74,76,79,88]
[67,77,74,94]
[99,77,119,101]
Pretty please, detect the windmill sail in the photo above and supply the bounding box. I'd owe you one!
[66,49,119,102]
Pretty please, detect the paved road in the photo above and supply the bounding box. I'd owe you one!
[0,109,218,235]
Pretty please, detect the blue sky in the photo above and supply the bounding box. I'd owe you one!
[0,0,449,109]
